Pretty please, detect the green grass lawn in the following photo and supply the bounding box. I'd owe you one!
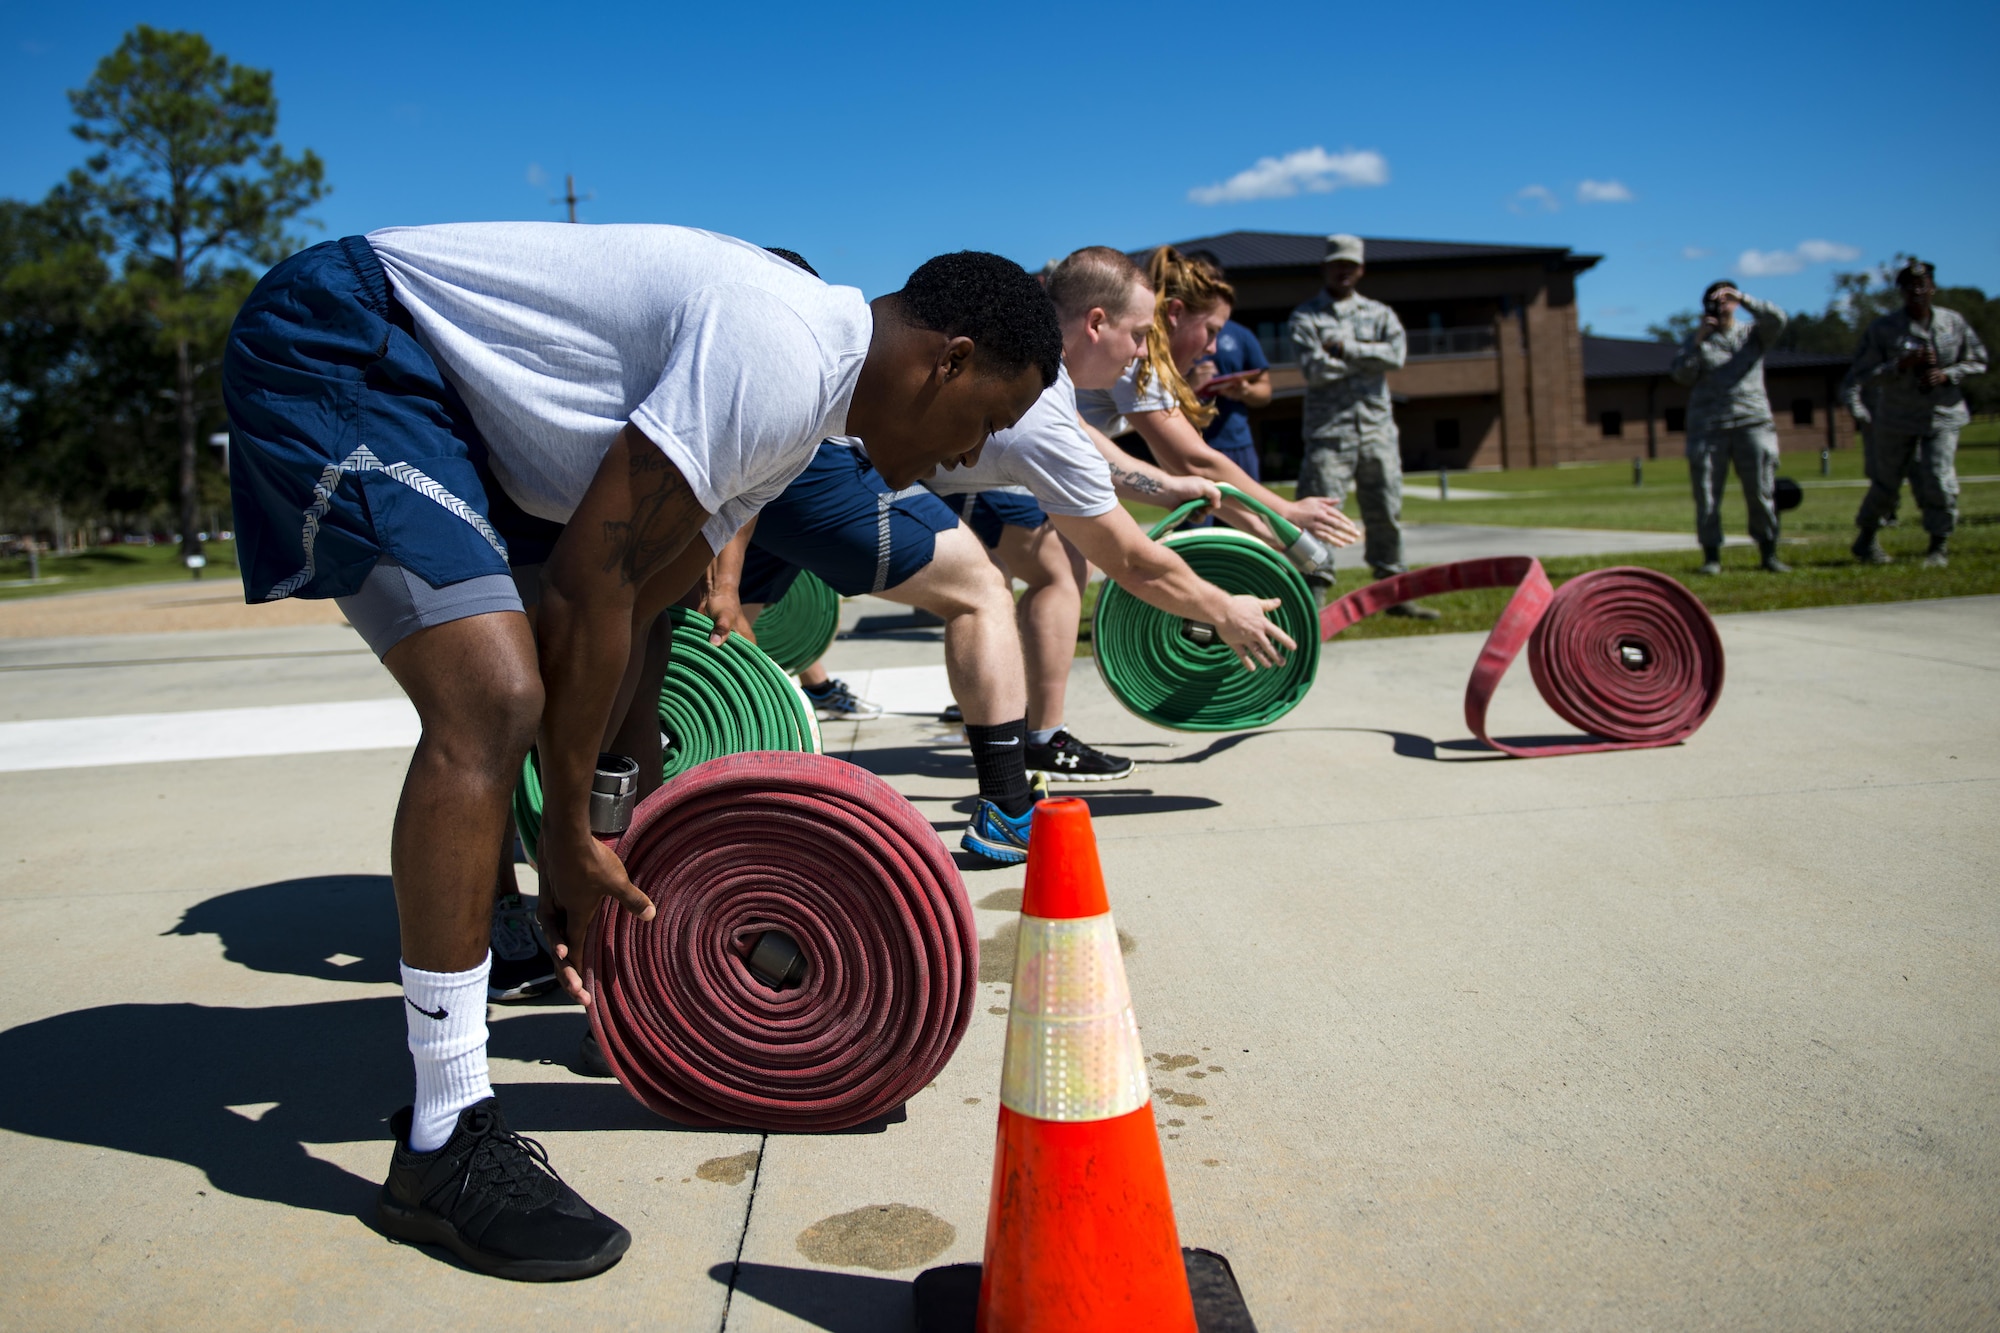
[0,541,240,601]
[1101,432,2000,647]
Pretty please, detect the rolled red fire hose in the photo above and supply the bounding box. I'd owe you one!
[585,750,977,1131]
[1319,558,1724,757]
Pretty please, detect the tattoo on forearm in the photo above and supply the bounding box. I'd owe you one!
[600,442,705,587]
[1109,461,1163,496]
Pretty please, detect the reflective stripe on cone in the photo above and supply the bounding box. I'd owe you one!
[976,797,1197,1333]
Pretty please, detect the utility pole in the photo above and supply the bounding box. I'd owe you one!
[555,173,592,223]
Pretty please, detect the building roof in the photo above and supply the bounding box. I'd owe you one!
[1147,229,1599,272]
[1582,335,1853,380]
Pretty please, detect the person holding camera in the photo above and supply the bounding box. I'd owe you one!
[1670,281,1790,574]
[1842,259,1988,568]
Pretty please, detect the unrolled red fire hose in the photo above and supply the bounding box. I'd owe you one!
[1319,558,1724,757]
[584,750,977,1132]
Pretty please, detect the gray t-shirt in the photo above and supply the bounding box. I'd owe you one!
[923,365,1117,518]
[1075,357,1176,440]
[368,222,873,554]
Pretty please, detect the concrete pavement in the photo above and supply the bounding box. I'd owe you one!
[0,592,1995,1330]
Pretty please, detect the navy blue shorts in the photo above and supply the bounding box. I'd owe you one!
[222,236,532,602]
[939,489,1048,549]
[738,441,960,603]
[1210,438,1262,482]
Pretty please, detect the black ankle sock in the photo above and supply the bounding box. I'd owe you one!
[965,719,1034,817]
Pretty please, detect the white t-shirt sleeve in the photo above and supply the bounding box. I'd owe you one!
[1003,411,1117,518]
[1117,360,1178,415]
[1075,358,1176,440]
[628,283,832,553]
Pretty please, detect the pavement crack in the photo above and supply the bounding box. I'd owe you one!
[716,1133,769,1332]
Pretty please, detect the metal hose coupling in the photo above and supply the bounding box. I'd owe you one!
[1283,527,1339,590]
[589,754,640,838]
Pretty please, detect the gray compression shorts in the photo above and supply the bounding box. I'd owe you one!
[336,557,525,659]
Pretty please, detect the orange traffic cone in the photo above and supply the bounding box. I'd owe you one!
[975,797,1198,1332]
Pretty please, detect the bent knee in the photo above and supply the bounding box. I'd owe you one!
[424,662,543,775]
[915,528,1015,619]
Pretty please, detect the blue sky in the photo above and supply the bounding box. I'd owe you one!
[6,1,1995,336]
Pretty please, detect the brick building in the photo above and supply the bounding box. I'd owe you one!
[1144,229,1852,475]
[1579,335,1854,463]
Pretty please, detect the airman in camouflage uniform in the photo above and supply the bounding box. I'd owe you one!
[1287,234,1434,616]
[1670,282,1789,573]
[1842,260,1989,567]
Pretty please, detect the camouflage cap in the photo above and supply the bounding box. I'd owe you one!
[1323,234,1364,265]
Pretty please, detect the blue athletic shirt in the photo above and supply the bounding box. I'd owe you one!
[1201,320,1268,460]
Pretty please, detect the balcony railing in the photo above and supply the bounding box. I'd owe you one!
[1405,326,1496,359]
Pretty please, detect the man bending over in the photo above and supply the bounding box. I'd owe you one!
[223,225,1056,1280]
[924,246,1354,766]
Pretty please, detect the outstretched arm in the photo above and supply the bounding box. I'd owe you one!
[1079,414,1220,512]
[1051,510,1296,670]
[1128,407,1362,547]
[535,422,716,1003]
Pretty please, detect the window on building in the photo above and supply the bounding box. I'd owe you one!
[1434,418,1461,453]
[1664,407,1686,433]
[1791,398,1814,426]
[1600,410,1624,438]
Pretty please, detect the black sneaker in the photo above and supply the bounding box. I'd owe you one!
[1027,729,1134,783]
[379,1099,630,1281]
[802,677,883,720]
[489,894,557,1002]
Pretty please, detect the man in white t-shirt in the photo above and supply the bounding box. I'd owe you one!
[924,247,1340,773]
[222,226,1058,1280]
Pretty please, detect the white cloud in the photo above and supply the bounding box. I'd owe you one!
[1681,246,1712,260]
[1577,179,1634,203]
[1796,239,1861,264]
[526,163,548,188]
[1508,184,1560,214]
[1187,147,1388,205]
[1737,249,1805,276]
[1736,238,1862,277]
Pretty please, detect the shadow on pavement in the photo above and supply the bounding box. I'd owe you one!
[945,790,1219,818]
[713,1261,913,1333]
[844,745,972,783]
[1333,728,1602,761]
[0,998,686,1217]
[167,874,400,984]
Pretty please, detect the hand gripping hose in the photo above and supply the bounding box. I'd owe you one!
[751,569,841,674]
[1319,558,1724,757]
[1092,485,1321,731]
[511,608,822,863]
[585,749,978,1131]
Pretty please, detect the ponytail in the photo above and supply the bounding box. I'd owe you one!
[1136,247,1236,429]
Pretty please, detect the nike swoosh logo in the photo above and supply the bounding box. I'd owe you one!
[405,998,449,1021]
[989,738,1019,747]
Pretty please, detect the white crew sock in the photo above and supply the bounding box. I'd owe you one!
[401,953,495,1153]
[1028,725,1062,746]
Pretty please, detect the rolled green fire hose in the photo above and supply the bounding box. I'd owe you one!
[1092,484,1321,732]
[513,607,822,863]
[749,569,840,674]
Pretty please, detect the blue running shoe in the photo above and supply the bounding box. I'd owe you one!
[962,798,1033,864]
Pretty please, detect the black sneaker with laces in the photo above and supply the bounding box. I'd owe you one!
[488,894,558,1002]
[379,1099,630,1281]
[801,677,884,721]
[1027,729,1134,783]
